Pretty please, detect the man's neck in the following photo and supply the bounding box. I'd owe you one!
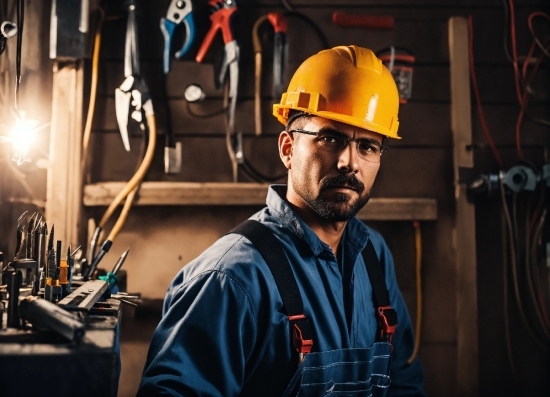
[286,200,347,256]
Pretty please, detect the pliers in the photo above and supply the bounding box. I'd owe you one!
[115,0,152,152]
[160,0,195,74]
[267,12,288,100]
[195,0,239,130]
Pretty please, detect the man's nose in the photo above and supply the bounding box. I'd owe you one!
[337,142,360,173]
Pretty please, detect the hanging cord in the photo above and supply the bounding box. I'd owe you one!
[98,114,156,232]
[467,16,503,169]
[13,0,23,111]
[499,172,547,348]
[522,187,550,339]
[81,8,105,184]
[279,0,328,48]
[527,12,550,59]
[529,207,550,331]
[407,220,423,364]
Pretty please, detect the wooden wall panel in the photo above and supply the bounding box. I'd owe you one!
[79,1,550,397]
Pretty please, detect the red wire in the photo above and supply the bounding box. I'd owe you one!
[508,0,525,110]
[468,16,503,168]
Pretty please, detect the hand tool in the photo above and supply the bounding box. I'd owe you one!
[38,222,48,289]
[160,0,195,74]
[99,248,129,289]
[24,212,37,260]
[57,279,109,312]
[44,226,56,302]
[19,296,85,342]
[32,220,45,295]
[14,210,27,259]
[7,270,22,328]
[267,13,288,101]
[115,0,152,152]
[195,0,239,131]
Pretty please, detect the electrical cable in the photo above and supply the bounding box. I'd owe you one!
[499,173,546,348]
[527,12,550,59]
[530,208,550,331]
[467,16,503,168]
[407,220,422,364]
[98,112,156,231]
[281,0,293,12]
[13,0,22,111]
[501,0,514,63]
[284,11,328,49]
[81,8,105,185]
[523,189,550,339]
[280,0,328,49]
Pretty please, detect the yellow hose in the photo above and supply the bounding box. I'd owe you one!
[252,15,268,136]
[99,111,156,229]
[81,9,104,183]
[407,220,423,364]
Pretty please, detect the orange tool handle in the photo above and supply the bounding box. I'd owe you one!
[267,12,288,34]
[196,7,237,63]
[332,11,394,30]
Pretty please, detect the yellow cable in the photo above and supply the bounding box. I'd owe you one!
[99,111,156,229]
[407,220,423,364]
[81,9,104,183]
[106,184,139,242]
[252,15,268,136]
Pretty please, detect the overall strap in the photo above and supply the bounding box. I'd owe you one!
[230,220,313,361]
[362,240,398,344]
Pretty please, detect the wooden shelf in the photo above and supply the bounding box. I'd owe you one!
[83,182,437,221]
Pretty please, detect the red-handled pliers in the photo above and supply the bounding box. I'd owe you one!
[195,0,239,130]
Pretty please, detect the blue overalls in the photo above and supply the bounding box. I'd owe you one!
[232,220,396,397]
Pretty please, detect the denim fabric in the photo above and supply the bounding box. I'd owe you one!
[137,185,425,397]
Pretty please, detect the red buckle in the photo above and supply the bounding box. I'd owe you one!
[288,314,313,355]
[377,306,397,343]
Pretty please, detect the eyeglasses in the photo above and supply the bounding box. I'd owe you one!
[288,128,389,163]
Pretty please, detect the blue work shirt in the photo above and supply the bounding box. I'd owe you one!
[138,185,425,396]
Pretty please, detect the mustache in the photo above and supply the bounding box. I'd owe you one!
[320,173,365,193]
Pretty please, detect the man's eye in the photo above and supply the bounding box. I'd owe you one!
[319,135,342,145]
[358,142,379,154]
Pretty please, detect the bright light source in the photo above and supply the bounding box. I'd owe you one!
[9,109,38,165]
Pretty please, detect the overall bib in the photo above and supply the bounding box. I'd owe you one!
[282,343,392,397]
[231,220,397,397]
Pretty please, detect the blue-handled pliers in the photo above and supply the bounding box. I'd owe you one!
[160,0,195,74]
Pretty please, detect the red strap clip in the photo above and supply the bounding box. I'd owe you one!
[377,306,397,344]
[288,314,313,357]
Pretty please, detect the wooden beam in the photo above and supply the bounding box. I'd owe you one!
[45,61,84,247]
[83,181,437,221]
[449,16,479,396]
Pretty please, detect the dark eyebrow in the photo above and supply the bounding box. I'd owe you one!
[317,127,382,146]
[317,127,348,138]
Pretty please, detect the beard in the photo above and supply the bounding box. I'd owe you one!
[295,172,372,222]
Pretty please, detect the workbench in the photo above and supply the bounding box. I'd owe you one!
[0,298,121,397]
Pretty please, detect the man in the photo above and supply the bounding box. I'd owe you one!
[138,45,425,396]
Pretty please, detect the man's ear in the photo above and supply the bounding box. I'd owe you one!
[278,130,293,170]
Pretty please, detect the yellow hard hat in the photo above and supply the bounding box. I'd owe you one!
[273,45,401,139]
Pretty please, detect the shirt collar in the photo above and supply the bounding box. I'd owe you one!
[266,185,370,256]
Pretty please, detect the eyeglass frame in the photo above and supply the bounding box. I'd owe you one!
[287,127,389,163]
